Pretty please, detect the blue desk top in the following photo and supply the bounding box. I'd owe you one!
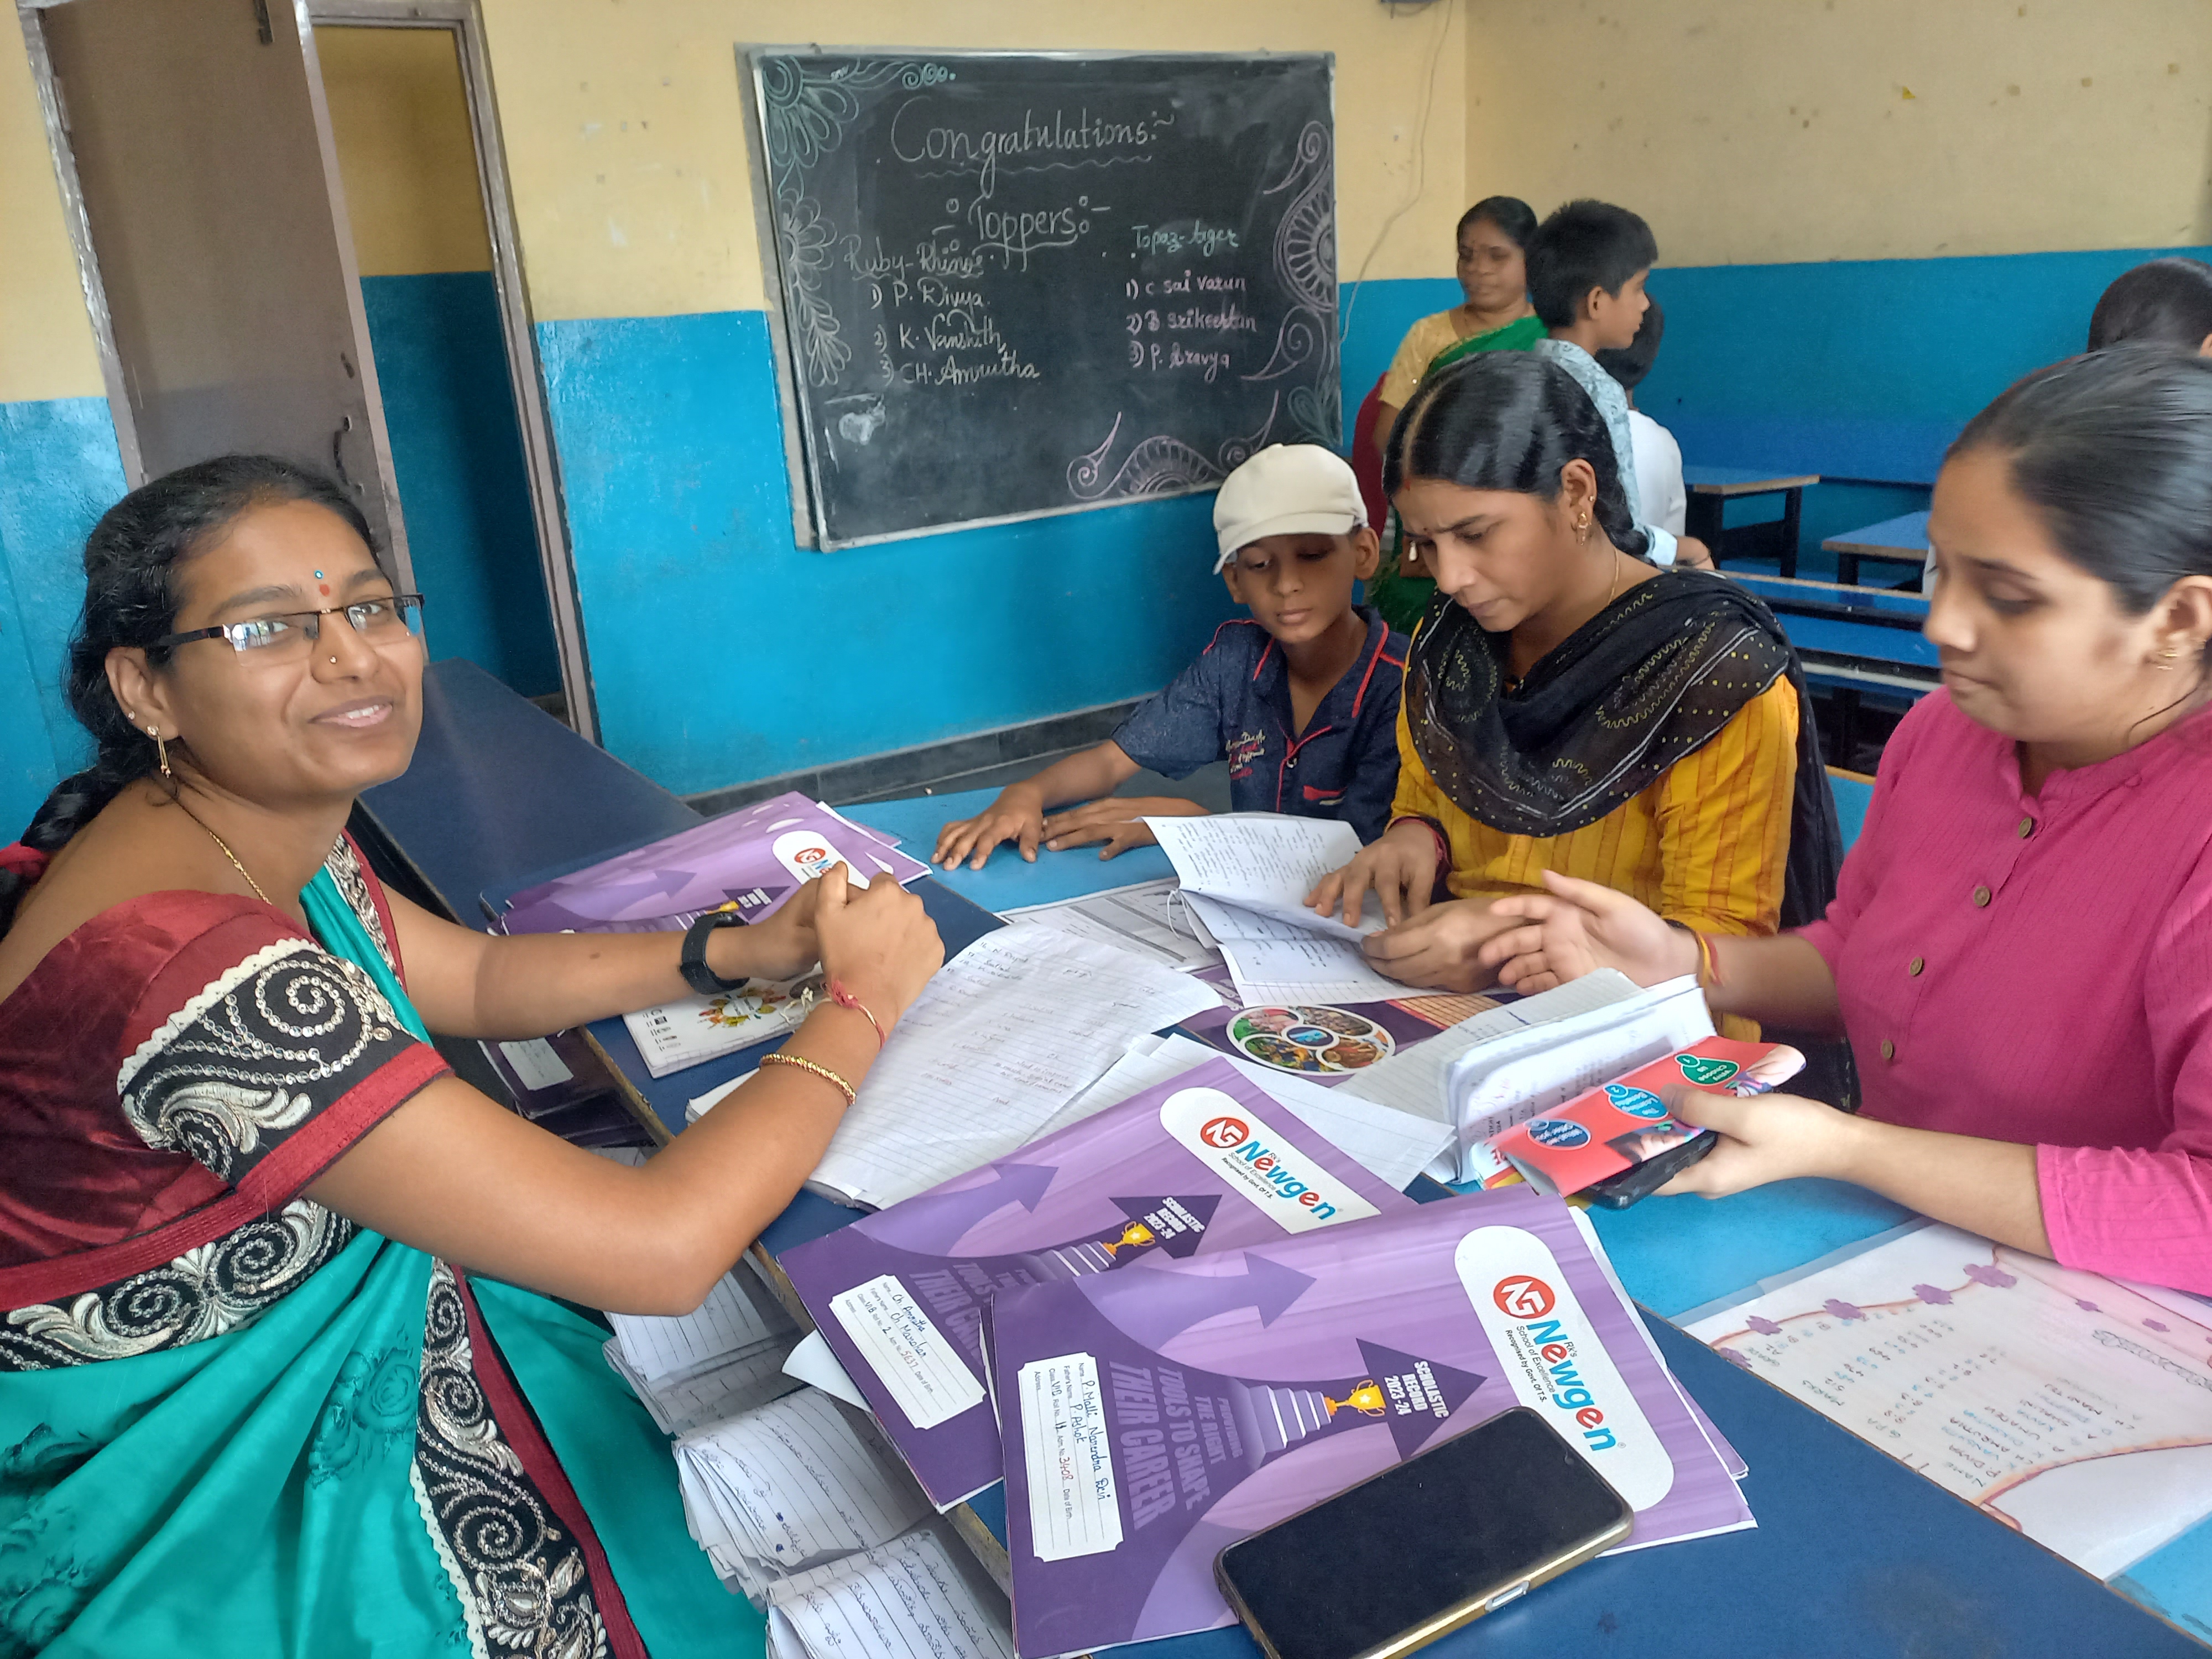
[1682,463,1818,492]
[1823,509,1932,556]
[362,665,2208,1656]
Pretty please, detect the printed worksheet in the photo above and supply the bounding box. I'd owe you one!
[1687,1222,2212,1578]
[1143,814,1381,940]
[1001,879,1222,972]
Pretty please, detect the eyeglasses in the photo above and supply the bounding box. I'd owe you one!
[152,594,426,658]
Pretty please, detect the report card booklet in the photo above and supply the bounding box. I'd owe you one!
[779,1057,1413,1507]
[988,1187,1753,1657]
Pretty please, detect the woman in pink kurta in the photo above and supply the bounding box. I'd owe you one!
[1474,346,2212,1294]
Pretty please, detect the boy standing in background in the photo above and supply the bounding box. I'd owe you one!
[1597,297,1714,570]
[1528,199,1682,567]
[935,445,1409,869]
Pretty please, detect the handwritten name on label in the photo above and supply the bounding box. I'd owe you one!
[830,1275,987,1431]
[497,1039,573,1092]
[1020,1353,1125,1562]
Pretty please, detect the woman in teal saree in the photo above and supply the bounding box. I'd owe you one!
[0,457,945,1656]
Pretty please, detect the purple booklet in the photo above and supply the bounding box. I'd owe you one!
[497,791,927,936]
[989,1187,1752,1657]
[779,1057,1415,1507]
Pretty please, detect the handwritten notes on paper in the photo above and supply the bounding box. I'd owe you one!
[1019,1354,1124,1563]
[831,1275,989,1431]
[809,927,1222,1209]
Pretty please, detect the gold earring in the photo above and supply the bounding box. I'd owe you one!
[145,723,172,780]
[2156,646,2182,672]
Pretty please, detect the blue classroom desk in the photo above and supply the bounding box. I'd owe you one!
[359,659,2209,1656]
[1823,509,1932,589]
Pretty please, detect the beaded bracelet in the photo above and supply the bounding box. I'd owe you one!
[759,1050,857,1105]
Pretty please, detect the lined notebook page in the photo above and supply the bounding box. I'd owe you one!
[810,928,1222,1209]
[609,1267,794,1384]
[1214,934,1447,1003]
[1145,814,1378,940]
[677,1387,930,1586]
[765,1528,1013,1659]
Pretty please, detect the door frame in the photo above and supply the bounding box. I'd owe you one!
[305,0,596,742]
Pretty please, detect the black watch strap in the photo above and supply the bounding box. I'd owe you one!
[680,909,750,997]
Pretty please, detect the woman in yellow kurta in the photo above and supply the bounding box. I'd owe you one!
[1312,350,1841,1006]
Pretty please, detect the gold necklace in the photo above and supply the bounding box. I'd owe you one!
[172,796,274,906]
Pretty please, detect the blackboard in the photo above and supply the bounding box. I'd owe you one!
[747,51,1338,548]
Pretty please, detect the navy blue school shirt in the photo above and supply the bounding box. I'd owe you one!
[1112,605,1410,842]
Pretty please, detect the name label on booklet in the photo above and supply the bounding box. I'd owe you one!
[830,1275,986,1430]
[1020,1353,1125,1562]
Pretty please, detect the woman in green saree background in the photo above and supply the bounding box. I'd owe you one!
[0,457,945,1656]
[1368,196,1545,630]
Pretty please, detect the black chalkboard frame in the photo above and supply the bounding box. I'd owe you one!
[737,46,1340,551]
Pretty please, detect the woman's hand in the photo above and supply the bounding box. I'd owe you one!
[1477,870,1698,993]
[706,879,822,984]
[1306,819,1443,929]
[813,863,943,1030]
[935,786,1047,869]
[1360,898,1515,992]
[1652,1085,1862,1199]
[1040,796,1205,860]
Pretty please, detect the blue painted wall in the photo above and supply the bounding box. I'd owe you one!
[359,272,562,698]
[0,397,125,835]
[536,309,1238,796]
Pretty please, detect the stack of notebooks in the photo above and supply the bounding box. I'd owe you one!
[765,1055,1752,1657]
[603,1264,803,1435]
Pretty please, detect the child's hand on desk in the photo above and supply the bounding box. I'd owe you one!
[935,788,1048,870]
[1360,899,1518,993]
[1040,796,1204,859]
[814,863,943,1030]
[1479,870,1697,992]
[1651,1084,1858,1198]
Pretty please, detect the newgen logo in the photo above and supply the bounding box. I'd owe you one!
[1158,1087,1379,1235]
[1459,1224,1674,1508]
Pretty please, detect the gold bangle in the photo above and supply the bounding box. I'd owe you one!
[759,1050,857,1105]
[1692,930,1724,991]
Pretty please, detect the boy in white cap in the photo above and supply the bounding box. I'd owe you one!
[935,444,1411,869]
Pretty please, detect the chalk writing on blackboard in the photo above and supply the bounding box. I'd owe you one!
[749,51,1337,547]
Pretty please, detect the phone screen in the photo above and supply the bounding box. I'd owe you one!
[1215,1408,1631,1659]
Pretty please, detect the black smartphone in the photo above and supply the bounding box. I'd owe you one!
[1214,1407,1632,1659]
[1582,1128,1719,1209]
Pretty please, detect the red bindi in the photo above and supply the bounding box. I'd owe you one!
[317,582,331,597]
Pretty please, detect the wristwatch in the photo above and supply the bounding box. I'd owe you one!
[680,909,750,997]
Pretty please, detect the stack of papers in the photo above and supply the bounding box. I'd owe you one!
[1001,878,1222,973]
[1142,815,1446,1003]
[796,927,1224,1210]
[674,1385,931,1598]
[1334,971,1714,1182]
[603,1265,804,1435]
[764,1526,1013,1659]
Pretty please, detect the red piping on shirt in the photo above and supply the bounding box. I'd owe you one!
[1251,637,1276,681]
[1275,726,1336,811]
[1349,625,1401,719]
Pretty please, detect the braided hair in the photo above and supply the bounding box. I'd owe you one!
[1384,347,1648,557]
[0,456,373,933]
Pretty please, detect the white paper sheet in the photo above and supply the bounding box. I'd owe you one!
[1214,934,1447,1004]
[783,1329,872,1413]
[764,1527,1013,1659]
[1001,879,1222,972]
[1030,1032,1454,1191]
[1687,1222,2212,1579]
[807,928,1223,1209]
[1143,813,1381,941]
[607,1334,803,1437]
[675,1387,932,1600]
[608,1267,795,1386]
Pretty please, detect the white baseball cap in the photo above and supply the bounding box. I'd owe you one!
[1212,444,1368,572]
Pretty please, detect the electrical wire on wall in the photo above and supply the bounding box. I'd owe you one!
[1340,0,1457,342]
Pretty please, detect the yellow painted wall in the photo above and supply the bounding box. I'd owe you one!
[1467,0,2212,267]
[477,0,1472,323]
[0,25,105,403]
[316,26,492,277]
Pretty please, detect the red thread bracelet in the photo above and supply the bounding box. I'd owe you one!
[827,978,885,1048]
